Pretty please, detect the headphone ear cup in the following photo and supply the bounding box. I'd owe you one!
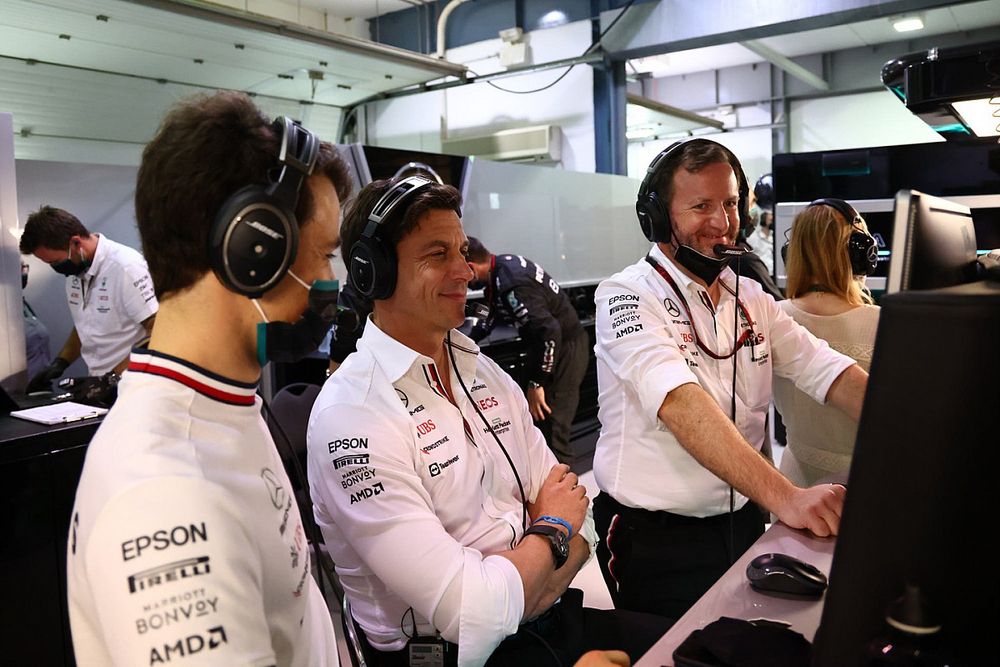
[210,185,298,298]
[637,192,671,243]
[780,239,789,266]
[848,230,878,276]
[349,236,397,300]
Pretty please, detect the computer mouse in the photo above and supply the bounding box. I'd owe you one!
[746,552,828,597]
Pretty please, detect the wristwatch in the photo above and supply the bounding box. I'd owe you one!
[524,524,569,569]
[527,380,542,389]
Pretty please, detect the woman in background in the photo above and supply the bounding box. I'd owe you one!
[774,199,880,486]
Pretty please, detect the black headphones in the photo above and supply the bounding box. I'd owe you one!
[781,198,879,276]
[636,138,751,244]
[209,117,320,298]
[349,175,435,300]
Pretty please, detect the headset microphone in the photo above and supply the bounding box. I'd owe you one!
[334,307,360,334]
[465,302,490,319]
[714,244,750,258]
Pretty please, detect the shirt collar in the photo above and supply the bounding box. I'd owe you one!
[83,233,106,280]
[359,317,481,384]
[127,349,258,406]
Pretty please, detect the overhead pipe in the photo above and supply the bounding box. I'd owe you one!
[436,0,471,59]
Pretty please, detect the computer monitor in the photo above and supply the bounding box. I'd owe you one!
[886,190,978,293]
[812,280,1000,666]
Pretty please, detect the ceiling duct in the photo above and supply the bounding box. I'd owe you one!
[442,125,563,162]
[881,41,1000,140]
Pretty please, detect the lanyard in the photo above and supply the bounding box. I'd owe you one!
[645,255,755,361]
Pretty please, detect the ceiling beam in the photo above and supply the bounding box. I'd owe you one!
[131,0,468,77]
[599,0,974,60]
[626,92,725,130]
[740,40,830,91]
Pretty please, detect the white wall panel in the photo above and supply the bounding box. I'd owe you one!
[790,90,943,153]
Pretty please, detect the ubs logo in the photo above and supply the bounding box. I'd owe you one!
[664,298,681,318]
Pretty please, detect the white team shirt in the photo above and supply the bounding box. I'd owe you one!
[308,320,597,667]
[67,350,338,667]
[593,244,855,517]
[66,235,158,375]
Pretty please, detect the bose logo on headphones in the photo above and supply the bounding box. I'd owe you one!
[354,257,370,266]
[242,219,284,240]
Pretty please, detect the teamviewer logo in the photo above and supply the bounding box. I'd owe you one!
[429,462,441,477]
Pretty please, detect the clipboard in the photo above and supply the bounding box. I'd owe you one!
[9,401,108,425]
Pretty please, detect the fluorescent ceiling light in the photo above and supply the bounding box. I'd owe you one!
[892,15,924,33]
[950,98,1000,137]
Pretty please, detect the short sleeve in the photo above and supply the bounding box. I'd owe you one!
[83,477,276,666]
[594,279,699,423]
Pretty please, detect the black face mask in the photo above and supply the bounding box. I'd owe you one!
[52,243,92,277]
[255,278,342,366]
[674,244,729,286]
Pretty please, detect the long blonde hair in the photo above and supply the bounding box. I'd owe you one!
[785,205,875,306]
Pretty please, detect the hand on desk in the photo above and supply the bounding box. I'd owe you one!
[774,483,846,537]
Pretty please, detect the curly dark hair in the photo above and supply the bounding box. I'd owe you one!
[135,91,352,298]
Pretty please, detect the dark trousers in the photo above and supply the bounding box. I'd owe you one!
[364,588,672,667]
[536,330,590,462]
[593,492,765,620]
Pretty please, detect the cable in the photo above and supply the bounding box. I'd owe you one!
[482,0,636,95]
[729,256,741,565]
[446,332,529,532]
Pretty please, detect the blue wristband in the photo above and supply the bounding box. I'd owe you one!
[533,515,572,538]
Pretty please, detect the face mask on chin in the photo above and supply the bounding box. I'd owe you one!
[673,243,730,286]
[52,242,92,277]
[252,270,341,366]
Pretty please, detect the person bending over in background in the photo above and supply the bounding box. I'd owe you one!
[466,237,589,465]
[19,206,157,395]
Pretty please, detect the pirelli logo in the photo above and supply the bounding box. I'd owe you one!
[127,556,211,594]
[333,454,369,470]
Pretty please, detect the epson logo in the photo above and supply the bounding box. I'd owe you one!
[149,625,227,665]
[608,294,639,306]
[333,453,370,470]
[122,523,208,561]
[128,556,211,594]
[328,437,368,454]
[242,219,283,240]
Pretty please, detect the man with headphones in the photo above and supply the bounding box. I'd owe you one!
[591,138,870,620]
[66,91,351,665]
[307,177,669,666]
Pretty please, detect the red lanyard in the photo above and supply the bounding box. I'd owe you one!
[645,255,755,361]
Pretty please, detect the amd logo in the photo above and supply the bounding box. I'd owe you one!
[149,625,227,665]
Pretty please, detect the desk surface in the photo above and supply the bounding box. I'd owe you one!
[637,523,836,666]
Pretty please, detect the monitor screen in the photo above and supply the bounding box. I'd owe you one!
[811,280,1000,666]
[886,190,978,293]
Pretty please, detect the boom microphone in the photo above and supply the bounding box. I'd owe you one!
[334,307,359,333]
[714,244,750,258]
[465,302,490,320]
